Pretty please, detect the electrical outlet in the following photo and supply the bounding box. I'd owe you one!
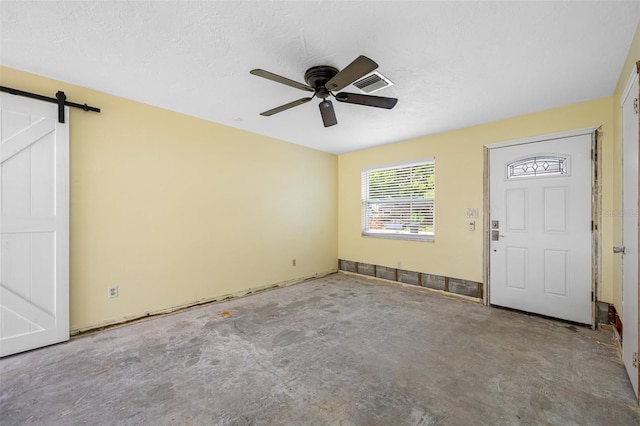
[397,261,402,268]
[292,259,296,267]
[108,286,118,298]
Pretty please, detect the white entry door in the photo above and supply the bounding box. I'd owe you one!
[489,133,592,324]
[0,93,69,357]
[621,70,639,397]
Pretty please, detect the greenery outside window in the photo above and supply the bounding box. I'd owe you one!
[361,159,435,241]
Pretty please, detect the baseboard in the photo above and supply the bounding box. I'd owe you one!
[338,270,483,305]
[599,323,623,357]
[70,269,338,336]
[615,310,624,342]
[338,259,483,301]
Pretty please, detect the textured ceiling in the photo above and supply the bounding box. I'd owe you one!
[2,1,639,154]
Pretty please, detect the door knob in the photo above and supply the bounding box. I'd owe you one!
[613,246,626,254]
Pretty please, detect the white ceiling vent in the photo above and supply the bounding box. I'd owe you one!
[352,71,394,94]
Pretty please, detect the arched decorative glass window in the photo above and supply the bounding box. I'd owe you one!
[507,156,568,179]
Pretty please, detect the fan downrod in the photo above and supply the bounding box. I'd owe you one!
[304,66,338,99]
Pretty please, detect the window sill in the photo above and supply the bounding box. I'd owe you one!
[361,231,435,242]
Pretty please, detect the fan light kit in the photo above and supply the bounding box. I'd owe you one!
[250,55,398,127]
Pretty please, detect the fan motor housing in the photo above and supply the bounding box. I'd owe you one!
[304,66,338,98]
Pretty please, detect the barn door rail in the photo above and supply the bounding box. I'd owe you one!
[0,85,100,124]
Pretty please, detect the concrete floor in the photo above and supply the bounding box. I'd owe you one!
[1,273,639,425]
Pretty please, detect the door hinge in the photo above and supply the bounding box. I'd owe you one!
[633,352,638,368]
[591,291,594,302]
[634,98,639,114]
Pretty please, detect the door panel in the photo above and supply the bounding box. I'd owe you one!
[506,189,527,231]
[544,249,567,296]
[489,134,592,324]
[506,247,527,289]
[0,93,69,357]
[544,187,567,232]
[621,71,639,397]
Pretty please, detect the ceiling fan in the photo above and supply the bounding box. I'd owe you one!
[250,55,398,127]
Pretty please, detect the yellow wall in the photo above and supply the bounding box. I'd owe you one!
[612,21,640,315]
[4,29,635,330]
[1,66,338,332]
[339,97,616,303]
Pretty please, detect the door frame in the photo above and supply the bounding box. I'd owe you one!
[637,60,640,403]
[483,126,601,328]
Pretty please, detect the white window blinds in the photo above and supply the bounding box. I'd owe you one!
[362,159,435,240]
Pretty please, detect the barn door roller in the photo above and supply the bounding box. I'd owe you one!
[0,85,100,123]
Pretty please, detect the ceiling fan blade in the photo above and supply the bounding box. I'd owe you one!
[260,97,313,116]
[326,55,378,92]
[319,100,337,127]
[250,69,314,92]
[335,92,398,109]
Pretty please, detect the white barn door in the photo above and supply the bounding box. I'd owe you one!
[489,132,593,324]
[0,93,69,357]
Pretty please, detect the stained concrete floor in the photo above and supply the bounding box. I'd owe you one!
[1,273,639,425]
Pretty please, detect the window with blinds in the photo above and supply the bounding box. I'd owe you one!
[362,159,435,241]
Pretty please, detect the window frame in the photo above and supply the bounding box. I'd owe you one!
[361,158,435,242]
